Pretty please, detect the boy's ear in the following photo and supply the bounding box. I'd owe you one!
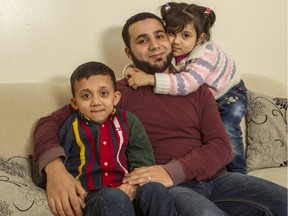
[125,47,133,60]
[197,33,206,44]
[113,91,121,106]
[70,98,78,110]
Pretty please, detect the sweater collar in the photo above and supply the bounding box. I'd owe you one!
[171,42,207,66]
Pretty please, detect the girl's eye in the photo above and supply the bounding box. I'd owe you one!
[183,33,190,38]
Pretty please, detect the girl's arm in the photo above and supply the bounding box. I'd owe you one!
[124,61,212,94]
[125,66,155,89]
[122,43,220,95]
[155,43,219,96]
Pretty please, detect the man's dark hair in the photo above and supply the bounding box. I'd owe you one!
[121,12,165,49]
[70,61,116,96]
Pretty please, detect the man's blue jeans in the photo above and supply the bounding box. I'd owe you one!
[168,172,287,216]
[216,80,248,174]
[134,182,178,216]
[84,182,177,216]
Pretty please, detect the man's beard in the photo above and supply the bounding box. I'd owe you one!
[130,51,173,75]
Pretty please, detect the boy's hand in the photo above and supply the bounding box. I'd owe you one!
[127,69,155,89]
[117,184,139,201]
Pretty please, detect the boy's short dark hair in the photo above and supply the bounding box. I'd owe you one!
[122,12,165,49]
[70,61,116,96]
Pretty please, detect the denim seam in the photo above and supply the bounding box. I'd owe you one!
[213,199,275,216]
[87,195,109,216]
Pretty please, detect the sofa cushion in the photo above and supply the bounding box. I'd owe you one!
[248,167,287,188]
[0,155,53,215]
[245,90,287,171]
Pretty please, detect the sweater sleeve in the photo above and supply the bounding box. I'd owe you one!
[125,112,155,171]
[163,86,233,185]
[154,43,219,96]
[33,104,75,175]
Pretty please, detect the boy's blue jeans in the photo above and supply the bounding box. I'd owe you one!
[169,172,287,216]
[83,182,177,216]
[216,80,248,174]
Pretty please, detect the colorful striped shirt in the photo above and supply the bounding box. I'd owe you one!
[59,109,155,191]
[154,41,241,99]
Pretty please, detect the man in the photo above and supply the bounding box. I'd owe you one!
[34,12,287,216]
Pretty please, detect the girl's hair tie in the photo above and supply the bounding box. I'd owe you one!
[204,7,211,15]
[165,3,170,11]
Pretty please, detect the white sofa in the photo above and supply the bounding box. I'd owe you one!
[0,73,287,215]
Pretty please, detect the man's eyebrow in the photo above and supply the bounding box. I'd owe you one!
[154,29,166,34]
[135,29,166,40]
[135,33,148,41]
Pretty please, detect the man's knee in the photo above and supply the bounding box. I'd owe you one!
[137,182,173,204]
[140,182,168,196]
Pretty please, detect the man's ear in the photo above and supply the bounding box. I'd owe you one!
[125,47,133,60]
[113,91,121,106]
[70,98,78,110]
[197,33,206,44]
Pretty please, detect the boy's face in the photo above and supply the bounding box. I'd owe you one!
[71,75,121,123]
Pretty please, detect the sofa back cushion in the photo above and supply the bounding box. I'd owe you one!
[241,73,287,98]
[245,90,287,171]
[0,83,71,157]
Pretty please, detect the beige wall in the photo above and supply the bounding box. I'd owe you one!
[0,0,287,85]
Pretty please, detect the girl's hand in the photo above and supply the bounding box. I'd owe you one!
[127,69,155,89]
[124,66,137,79]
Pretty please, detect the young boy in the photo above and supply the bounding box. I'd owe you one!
[55,61,177,216]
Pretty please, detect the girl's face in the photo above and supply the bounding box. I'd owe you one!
[167,23,198,57]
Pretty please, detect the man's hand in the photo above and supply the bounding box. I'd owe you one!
[45,158,86,216]
[122,165,173,188]
[117,184,138,201]
[127,69,155,89]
